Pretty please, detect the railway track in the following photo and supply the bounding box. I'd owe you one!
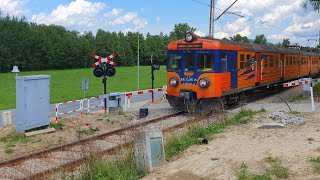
[0,111,189,180]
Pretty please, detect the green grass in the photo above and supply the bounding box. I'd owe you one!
[50,122,64,129]
[76,127,97,136]
[0,66,166,110]
[237,156,288,180]
[165,108,264,160]
[0,132,40,154]
[309,156,320,173]
[289,110,300,114]
[292,94,305,101]
[80,153,145,180]
[313,82,320,97]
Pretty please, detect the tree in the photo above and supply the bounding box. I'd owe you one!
[253,34,267,45]
[282,38,290,47]
[169,23,196,40]
[301,0,320,12]
[230,34,249,43]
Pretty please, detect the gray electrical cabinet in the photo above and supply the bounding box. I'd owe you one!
[15,75,51,133]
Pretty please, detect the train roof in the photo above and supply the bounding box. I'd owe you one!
[167,36,320,56]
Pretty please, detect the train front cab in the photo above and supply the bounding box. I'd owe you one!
[166,49,239,111]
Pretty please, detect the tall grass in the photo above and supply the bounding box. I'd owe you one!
[79,152,145,180]
[0,66,166,110]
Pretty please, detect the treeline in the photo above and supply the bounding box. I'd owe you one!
[0,13,184,73]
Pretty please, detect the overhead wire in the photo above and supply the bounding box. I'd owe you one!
[190,0,319,42]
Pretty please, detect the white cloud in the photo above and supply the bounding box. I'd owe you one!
[31,0,105,29]
[0,0,29,16]
[107,12,148,31]
[194,30,206,37]
[104,8,123,18]
[156,16,161,23]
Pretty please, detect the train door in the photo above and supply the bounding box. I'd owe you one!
[220,50,238,89]
[280,54,284,79]
[255,52,262,86]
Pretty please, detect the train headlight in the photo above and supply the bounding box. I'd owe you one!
[185,32,194,42]
[169,77,179,87]
[198,78,210,88]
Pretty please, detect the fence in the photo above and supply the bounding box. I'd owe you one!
[55,86,167,122]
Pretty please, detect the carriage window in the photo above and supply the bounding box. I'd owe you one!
[289,56,293,66]
[168,54,182,71]
[221,53,228,72]
[270,56,274,67]
[246,55,252,67]
[240,54,245,69]
[184,54,194,72]
[275,55,279,67]
[198,54,214,71]
[264,56,268,68]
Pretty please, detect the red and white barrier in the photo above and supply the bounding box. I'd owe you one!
[283,78,317,111]
[123,86,167,111]
[283,79,317,87]
[55,97,104,122]
[55,86,168,121]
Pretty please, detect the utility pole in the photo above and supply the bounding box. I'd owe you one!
[137,31,140,90]
[209,0,214,38]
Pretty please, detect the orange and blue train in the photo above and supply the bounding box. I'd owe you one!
[166,32,320,111]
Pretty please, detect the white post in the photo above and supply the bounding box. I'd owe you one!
[128,96,131,109]
[124,95,128,112]
[311,85,315,111]
[87,98,90,113]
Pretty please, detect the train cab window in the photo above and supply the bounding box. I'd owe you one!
[269,56,274,67]
[198,54,214,71]
[221,53,228,72]
[184,54,194,72]
[168,54,182,71]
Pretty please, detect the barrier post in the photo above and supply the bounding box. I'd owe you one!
[311,82,315,111]
[128,95,131,109]
[55,103,59,123]
[87,98,90,113]
[80,100,83,115]
[124,95,128,112]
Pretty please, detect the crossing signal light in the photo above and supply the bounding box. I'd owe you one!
[93,67,104,77]
[105,65,116,77]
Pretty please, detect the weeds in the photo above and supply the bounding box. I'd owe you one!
[0,132,39,154]
[165,109,262,160]
[118,111,125,115]
[289,111,300,114]
[76,127,96,136]
[309,156,320,173]
[80,152,145,180]
[292,94,305,101]
[50,122,64,129]
[237,156,288,179]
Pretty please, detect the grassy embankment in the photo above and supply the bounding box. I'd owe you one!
[73,108,264,180]
[0,66,166,110]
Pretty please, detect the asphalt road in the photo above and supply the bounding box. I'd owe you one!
[0,91,164,127]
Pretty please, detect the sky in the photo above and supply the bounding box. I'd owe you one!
[1,0,320,46]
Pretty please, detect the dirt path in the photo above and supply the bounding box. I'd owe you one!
[143,112,320,180]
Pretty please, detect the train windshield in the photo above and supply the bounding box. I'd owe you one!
[198,54,214,71]
[168,54,182,71]
[184,54,194,72]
